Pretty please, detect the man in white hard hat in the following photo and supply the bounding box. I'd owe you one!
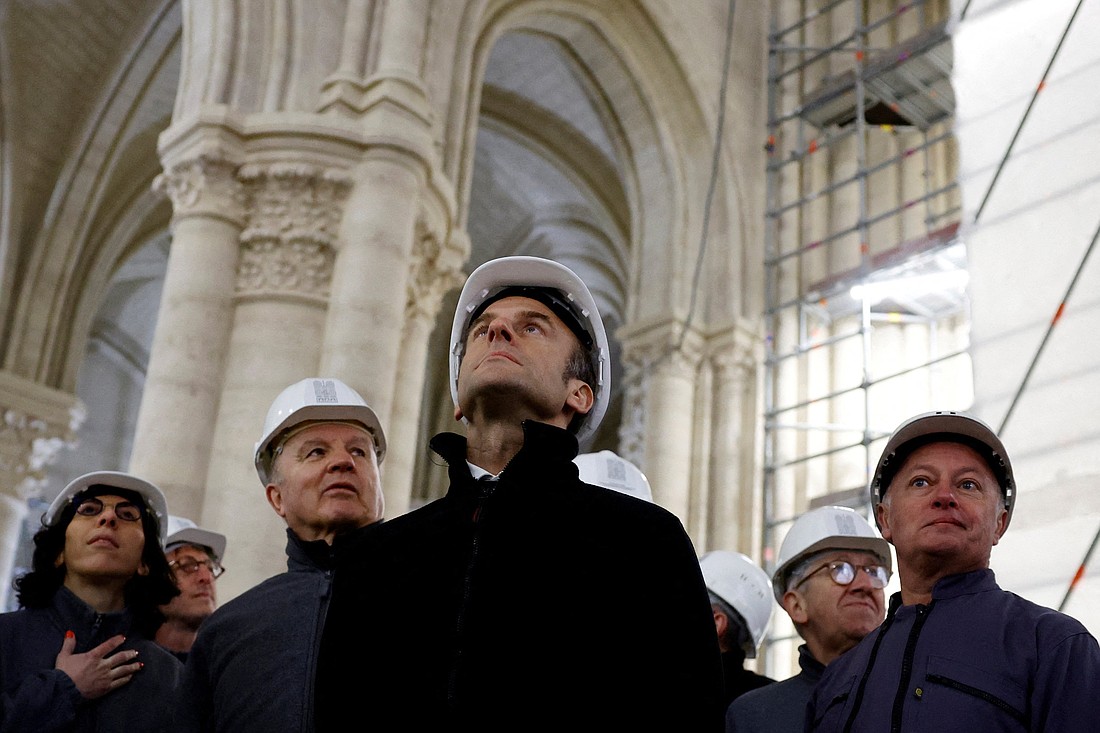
[317,256,723,732]
[726,505,889,732]
[699,551,776,707]
[810,411,1100,732]
[177,377,386,733]
[155,516,227,662]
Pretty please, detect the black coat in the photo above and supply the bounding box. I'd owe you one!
[176,524,376,732]
[0,586,181,733]
[317,421,725,732]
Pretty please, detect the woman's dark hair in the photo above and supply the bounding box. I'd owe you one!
[13,486,179,638]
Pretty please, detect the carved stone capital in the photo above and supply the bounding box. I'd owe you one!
[153,155,246,224]
[618,317,705,377]
[0,372,85,502]
[406,224,468,321]
[707,319,765,377]
[236,239,336,304]
[235,164,353,302]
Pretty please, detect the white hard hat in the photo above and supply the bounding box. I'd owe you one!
[449,256,611,445]
[574,451,652,502]
[871,410,1015,531]
[254,377,387,485]
[699,551,773,658]
[772,505,891,603]
[44,471,169,545]
[165,515,227,564]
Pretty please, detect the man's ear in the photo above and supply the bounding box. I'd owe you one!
[454,404,464,422]
[782,590,809,625]
[876,502,892,543]
[565,380,595,416]
[713,607,728,635]
[992,505,1009,545]
[266,485,286,518]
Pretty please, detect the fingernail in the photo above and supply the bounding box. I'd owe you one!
[65,630,74,639]
[139,662,144,669]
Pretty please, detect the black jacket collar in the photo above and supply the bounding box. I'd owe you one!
[430,420,581,490]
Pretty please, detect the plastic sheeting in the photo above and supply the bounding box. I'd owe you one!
[953,0,1100,633]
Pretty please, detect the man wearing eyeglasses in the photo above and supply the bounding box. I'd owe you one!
[155,516,227,662]
[808,411,1100,732]
[726,505,889,732]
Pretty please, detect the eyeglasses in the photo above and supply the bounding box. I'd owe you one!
[170,557,226,579]
[73,497,143,522]
[795,560,889,590]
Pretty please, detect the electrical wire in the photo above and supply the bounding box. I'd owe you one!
[674,0,736,354]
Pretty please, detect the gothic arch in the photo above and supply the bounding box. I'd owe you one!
[4,4,180,389]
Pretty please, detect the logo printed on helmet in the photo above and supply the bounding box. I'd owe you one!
[314,380,339,404]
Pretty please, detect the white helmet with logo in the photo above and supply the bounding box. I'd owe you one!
[700,551,773,658]
[574,451,652,502]
[449,256,610,445]
[254,377,387,485]
[165,515,227,564]
[772,505,891,603]
[870,410,1015,531]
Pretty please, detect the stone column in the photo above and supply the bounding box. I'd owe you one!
[706,323,764,553]
[319,150,425,425]
[205,160,354,599]
[382,226,467,517]
[131,141,246,521]
[617,318,704,534]
[0,371,83,608]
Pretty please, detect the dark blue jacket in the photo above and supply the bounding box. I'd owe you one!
[317,421,725,732]
[808,569,1100,732]
[176,524,375,732]
[0,585,181,732]
[726,644,825,732]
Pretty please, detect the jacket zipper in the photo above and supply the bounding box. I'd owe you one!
[889,601,934,733]
[447,477,497,708]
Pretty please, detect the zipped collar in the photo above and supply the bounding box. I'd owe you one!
[430,420,581,490]
[886,568,997,617]
[285,521,381,572]
[51,585,133,641]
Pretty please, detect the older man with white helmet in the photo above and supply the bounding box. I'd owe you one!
[177,377,386,733]
[809,411,1100,732]
[726,505,890,732]
[317,256,723,732]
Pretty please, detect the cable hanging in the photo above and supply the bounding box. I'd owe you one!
[674,0,737,354]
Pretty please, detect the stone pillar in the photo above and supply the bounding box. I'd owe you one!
[206,160,354,599]
[617,318,703,533]
[132,141,246,521]
[0,371,84,607]
[707,323,764,554]
[382,227,467,517]
[319,150,425,425]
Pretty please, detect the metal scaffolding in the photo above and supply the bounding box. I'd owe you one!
[761,0,971,675]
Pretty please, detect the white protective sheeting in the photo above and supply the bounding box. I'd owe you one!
[953,0,1100,633]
